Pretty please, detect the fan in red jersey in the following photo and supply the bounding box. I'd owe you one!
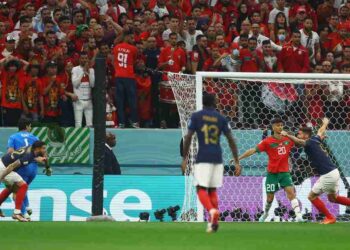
[113,30,139,128]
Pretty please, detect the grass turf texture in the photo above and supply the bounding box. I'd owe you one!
[0,222,348,250]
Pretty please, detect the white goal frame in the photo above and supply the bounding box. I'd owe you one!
[192,72,350,222]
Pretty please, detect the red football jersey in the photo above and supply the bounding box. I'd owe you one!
[40,76,63,117]
[19,75,42,113]
[239,48,260,72]
[158,46,187,80]
[113,42,138,78]
[0,71,24,109]
[256,136,295,173]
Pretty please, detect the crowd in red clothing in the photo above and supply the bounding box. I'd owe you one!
[0,0,349,129]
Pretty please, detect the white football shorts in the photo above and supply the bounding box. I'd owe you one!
[312,169,340,195]
[193,163,224,188]
[0,160,24,186]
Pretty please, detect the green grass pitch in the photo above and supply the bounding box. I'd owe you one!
[0,222,348,250]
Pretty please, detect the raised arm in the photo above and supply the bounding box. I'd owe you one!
[238,148,257,161]
[317,117,329,138]
[281,131,306,146]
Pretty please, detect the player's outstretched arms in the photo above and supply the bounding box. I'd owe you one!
[225,133,241,176]
[0,160,21,181]
[317,117,329,138]
[281,131,306,146]
[238,148,257,161]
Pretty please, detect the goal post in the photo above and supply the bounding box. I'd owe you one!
[169,71,350,222]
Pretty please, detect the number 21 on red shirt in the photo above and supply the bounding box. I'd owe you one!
[118,52,128,68]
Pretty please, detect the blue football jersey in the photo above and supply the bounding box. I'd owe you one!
[7,131,39,150]
[188,108,230,163]
[1,146,36,168]
[304,136,336,175]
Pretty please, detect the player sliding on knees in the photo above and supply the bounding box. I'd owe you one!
[182,93,241,233]
[239,118,304,222]
[281,118,350,224]
[0,141,47,222]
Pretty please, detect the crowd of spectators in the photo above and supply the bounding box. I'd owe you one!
[0,0,349,129]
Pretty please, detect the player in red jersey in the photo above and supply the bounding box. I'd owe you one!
[239,118,304,222]
[113,30,139,128]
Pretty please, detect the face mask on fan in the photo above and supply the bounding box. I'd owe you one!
[278,34,286,41]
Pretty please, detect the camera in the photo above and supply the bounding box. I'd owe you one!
[167,205,180,221]
[154,209,166,222]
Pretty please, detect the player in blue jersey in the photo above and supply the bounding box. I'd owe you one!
[182,93,241,233]
[0,118,51,220]
[282,118,350,224]
[0,141,47,222]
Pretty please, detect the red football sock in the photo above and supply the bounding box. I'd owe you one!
[0,188,11,205]
[208,190,218,209]
[15,184,28,211]
[312,197,334,219]
[335,196,350,206]
[197,188,214,212]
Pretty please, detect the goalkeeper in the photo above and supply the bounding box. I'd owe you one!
[0,118,52,220]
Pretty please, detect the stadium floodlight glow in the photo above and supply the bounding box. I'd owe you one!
[154,209,166,222]
[167,205,180,221]
[139,212,150,222]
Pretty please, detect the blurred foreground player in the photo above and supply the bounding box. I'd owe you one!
[282,118,350,224]
[0,118,52,220]
[182,93,241,233]
[0,141,47,222]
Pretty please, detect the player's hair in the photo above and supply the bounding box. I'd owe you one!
[18,117,32,131]
[271,117,283,125]
[203,92,216,108]
[300,127,313,137]
[32,141,46,150]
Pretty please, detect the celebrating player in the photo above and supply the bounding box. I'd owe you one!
[182,93,241,233]
[281,118,350,224]
[0,141,47,222]
[239,118,304,222]
[0,118,52,220]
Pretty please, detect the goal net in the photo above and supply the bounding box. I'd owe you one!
[168,72,350,222]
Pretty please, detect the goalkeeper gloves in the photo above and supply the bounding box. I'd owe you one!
[43,167,53,176]
[43,158,53,176]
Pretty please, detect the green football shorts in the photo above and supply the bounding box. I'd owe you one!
[265,172,293,193]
